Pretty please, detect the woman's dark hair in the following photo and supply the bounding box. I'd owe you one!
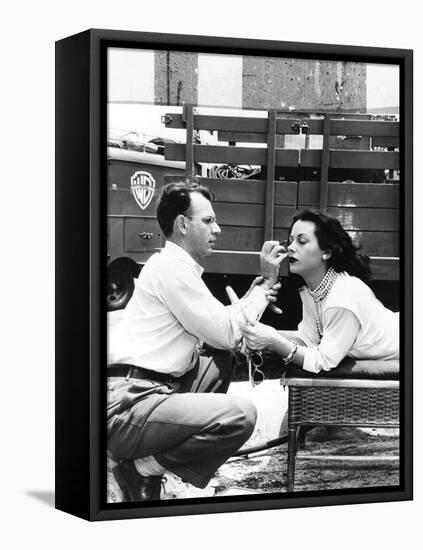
[290,209,371,284]
[156,179,214,237]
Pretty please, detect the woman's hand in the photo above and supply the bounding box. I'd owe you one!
[240,319,279,351]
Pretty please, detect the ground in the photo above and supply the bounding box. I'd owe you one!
[107,382,399,501]
[213,427,399,496]
[107,427,399,501]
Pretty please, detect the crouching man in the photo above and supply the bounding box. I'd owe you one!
[107,179,284,501]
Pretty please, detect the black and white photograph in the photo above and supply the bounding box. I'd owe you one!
[4,0,421,546]
[104,43,405,505]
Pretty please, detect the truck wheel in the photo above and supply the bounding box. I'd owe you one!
[107,263,135,310]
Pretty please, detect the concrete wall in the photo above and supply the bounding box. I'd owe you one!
[153,51,367,111]
[154,51,198,106]
[243,57,366,111]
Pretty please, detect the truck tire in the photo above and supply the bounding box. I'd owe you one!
[107,262,138,311]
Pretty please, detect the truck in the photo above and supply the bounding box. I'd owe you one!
[107,106,400,324]
[107,145,186,309]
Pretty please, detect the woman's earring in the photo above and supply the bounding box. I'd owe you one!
[322,254,328,260]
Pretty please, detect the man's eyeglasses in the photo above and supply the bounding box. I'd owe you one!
[186,215,218,226]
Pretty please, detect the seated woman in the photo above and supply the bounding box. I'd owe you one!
[241,209,399,374]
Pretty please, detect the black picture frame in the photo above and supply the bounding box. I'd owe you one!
[55,28,413,521]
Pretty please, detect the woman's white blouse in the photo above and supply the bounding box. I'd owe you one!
[297,272,399,373]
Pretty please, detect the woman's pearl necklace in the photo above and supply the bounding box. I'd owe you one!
[308,267,338,337]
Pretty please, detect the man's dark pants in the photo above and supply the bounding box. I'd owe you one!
[107,350,257,488]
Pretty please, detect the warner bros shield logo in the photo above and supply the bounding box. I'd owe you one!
[130,171,156,210]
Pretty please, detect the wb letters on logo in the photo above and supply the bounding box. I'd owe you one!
[130,171,156,210]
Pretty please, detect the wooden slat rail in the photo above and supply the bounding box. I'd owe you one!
[301,149,399,170]
[218,131,399,145]
[202,179,400,207]
[370,257,399,280]
[211,203,398,232]
[206,180,399,254]
[207,230,395,257]
[372,137,400,148]
[212,203,296,228]
[218,131,271,144]
[346,233,399,257]
[211,227,398,256]
[201,178,269,204]
[299,182,399,208]
[201,178,298,205]
[323,207,398,232]
[213,226,289,251]
[201,250,398,279]
[330,120,398,137]
[164,113,271,132]
[164,113,399,138]
[211,228,398,257]
[165,143,299,166]
[163,109,400,281]
[166,143,399,170]
[199,180,400,209]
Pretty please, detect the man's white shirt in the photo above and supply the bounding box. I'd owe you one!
[108,241,269,376]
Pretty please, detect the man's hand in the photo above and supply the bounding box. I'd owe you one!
[260,241,288,286]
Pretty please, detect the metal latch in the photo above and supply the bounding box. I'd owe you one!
[161,114,173,126]
[138,232,153,240]
[291,120,310,134]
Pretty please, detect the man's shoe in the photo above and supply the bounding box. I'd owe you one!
[161,471,215,499]
[112,460,162,502]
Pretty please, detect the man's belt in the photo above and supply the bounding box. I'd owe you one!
[107,363,177,384]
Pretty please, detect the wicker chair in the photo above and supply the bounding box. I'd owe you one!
[280,357,400,492]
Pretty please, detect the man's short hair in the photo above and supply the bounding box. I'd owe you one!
[156,179,214,237]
